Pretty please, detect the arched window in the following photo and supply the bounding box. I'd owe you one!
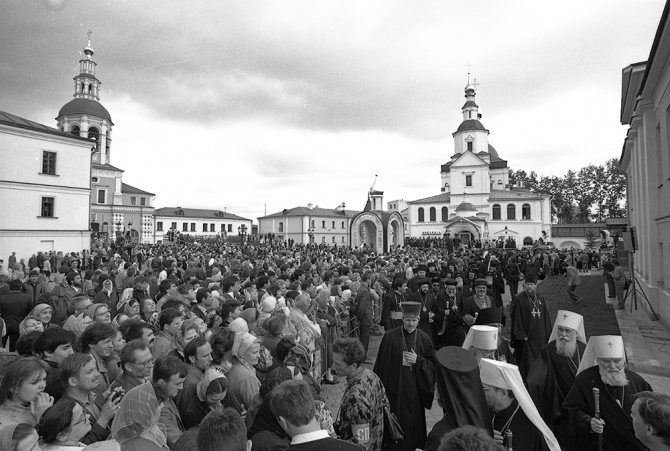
[70,125,80,136]
[418,207,425,223]
[441,207,448,222]
[522,203,531,220]
[507,204,516,220]
[429,207,436,222]
[523,236,534,246]
[492,204,501,220]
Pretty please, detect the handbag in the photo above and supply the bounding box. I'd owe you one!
[383,404,404,444]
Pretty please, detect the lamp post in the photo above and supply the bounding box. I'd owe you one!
[307,226,315,245]
[237,224,248,245]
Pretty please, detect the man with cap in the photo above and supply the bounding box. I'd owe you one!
[479,358,561,451]
[476,307,514,363]
[462,278,494,328]
[527,310,586,447]
[407,264,427,295]
[462,325,499,362]
[410,277,436,339]
[374,301,436,451]
[424,346,491,451]
[436,279,466,347]
[562,335,652,451]
[510,280,552,380]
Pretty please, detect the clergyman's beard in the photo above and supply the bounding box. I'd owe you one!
[599,366,629,387]
[556,338,577,357]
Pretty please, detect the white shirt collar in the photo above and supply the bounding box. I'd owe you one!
[291,429,329,445]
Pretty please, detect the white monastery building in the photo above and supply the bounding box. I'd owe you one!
[0,111,93,259]
[406,80,552,247]
[153,207,252,243]
[56,38,156,244]
[620,2,670,326]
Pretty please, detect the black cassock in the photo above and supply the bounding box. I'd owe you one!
[374,326,436,451]
[562,366,652,451]
[510,291,552,379]
[527,340,586,448]
[491,399,548,451]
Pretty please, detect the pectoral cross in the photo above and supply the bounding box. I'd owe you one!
[608,341,613,348]
[531,308,541,319]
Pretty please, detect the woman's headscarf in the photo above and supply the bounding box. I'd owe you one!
[19,315,43,335]
[315,289,330,311]
[231,332,259,360]
[197,368,227,402]
[283,343,311,373]
[227,317,249,334]
[123,300,140,318]
[0,424,19,451]
[30,304,52,321]
[84,303,105,321]
[110,382,165,446]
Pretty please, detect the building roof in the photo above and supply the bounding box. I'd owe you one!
[455,119,488,133]
[57,98,113,123]
[92,162,124,172]
[455,202,476,212]
[410,192,451,204]
[122,183,155,196]
[0,110,92,143]
[489,188,546,200]
[488,144,500,159]
[154,207,250,221]
[462,101,478,109]
[261,206,358,219]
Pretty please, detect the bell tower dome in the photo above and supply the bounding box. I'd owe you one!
[56,32,114,165]
[452,72,489,155]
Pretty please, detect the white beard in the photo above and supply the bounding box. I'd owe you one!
[556,338,577,358]
[599,366,629,387]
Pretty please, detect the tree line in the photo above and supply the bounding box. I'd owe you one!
[507,158,626,224]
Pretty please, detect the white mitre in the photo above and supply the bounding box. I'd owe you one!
[576,335,625,374]
[548,310,586,344]
[462,325,498,351]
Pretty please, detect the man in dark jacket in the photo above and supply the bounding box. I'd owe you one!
[354,272,373,357]
[0,278,33,350]
[22,269,45,306]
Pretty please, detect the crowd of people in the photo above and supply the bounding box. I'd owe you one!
[0,238,667,451]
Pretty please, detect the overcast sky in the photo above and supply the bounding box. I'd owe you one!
[1,0,664,222]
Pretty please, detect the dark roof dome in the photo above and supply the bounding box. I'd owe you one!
[462,100,478,109]
[58,98,112,123]
[456,119,487,133]
[488,144,500,159]
[455,202,476,212]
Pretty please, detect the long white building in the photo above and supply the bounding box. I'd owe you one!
[0,111,93,260]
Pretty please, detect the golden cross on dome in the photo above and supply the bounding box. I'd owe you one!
[86,30,93,45]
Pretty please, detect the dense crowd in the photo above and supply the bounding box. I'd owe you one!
[0,239,668,451]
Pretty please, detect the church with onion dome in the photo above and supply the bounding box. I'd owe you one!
[56,36,156,244]
[404,78,552,247]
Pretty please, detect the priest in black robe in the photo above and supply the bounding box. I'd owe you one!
[436,279,466,347]
[510,280,552,380]
[562,335,653,451]
[425,346,491,451]
[462,278,496,329]
[409,279,436,339]
[480,358,561,451]
[527,310,586,448]
[373,301,436,451]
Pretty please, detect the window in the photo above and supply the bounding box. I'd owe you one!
[492,204,501,220]
[418,207,425,222]
[157,222,163,231]
[332,221,335,228]
[441,207,448,222]
[311,220,315,228]
[131,197,136,206]
[88,128,100,151]
[182,222,188,232]
[466,175,472,187]
[210,224,215,232]
[322,237,326,243]
[97,189,106,204]
[70,125,80,136]
[41,197,54,217]
[228,224,232,232]
[221,224,226,232]
[342,236,345,243]
[171,222,177,230]
[342,221,345,229]
[322,221,326,228]
[42,151,57,175]
[507,204,516,220]
[332,236,336,243]
[140,197,146,206]
[522,204,531,220]
[467,141,473,152]
[429,207,436,222]
[279,222,284,233]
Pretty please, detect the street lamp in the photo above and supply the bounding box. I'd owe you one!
[238,224,248,244]
[307,226,315,245]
